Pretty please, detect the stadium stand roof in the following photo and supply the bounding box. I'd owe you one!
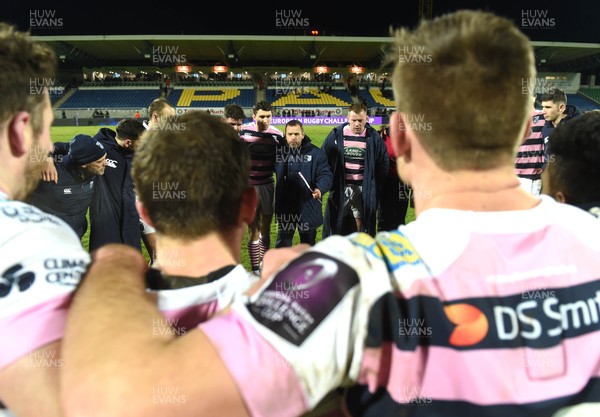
[34,35,395,70]
[33,34,600,73]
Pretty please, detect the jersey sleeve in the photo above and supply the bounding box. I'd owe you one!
[200,233,391,417]
[0,202,91,370]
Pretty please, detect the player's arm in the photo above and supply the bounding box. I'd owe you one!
[61,244,250,417]
[0,342,62,417]
[373,131,390,192]
[0,215,91,417]
[321,129,337,170]
[314,150,333,196]
[40,142,69,183]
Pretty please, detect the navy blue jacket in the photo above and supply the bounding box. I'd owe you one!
[28,155,97,238]
[542,104,582,164]
[274,136,332,230]
[321,123,389,237]
[89,128,141,251]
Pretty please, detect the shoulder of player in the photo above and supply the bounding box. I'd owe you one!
[270,126,284,136]
[0,201,83,245]
[56,163,87,184]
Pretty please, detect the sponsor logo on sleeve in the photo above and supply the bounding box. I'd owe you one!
[247,252,359,345]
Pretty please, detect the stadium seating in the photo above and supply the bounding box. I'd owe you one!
[48,81,70,105]
[59,89,162,109]
[170,88,255,108]
[267,88,352,107]
[566,93,600,112]
[576,88,600,108]
[359,88,395,108]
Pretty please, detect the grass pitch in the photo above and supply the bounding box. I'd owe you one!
[50,124,415,270]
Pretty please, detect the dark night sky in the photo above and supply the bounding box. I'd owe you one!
[3,0,599,43]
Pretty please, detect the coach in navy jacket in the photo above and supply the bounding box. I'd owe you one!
[29,134,107,238]
[274,127,332,247]
[89,121,145,251]
[49,120,145,251]
[321,121,388,237]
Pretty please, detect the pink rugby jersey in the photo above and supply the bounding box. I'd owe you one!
[0,196,90,370]
[342,125,367,185]
[516,110,546,179]
[201,195,600,417]
[240,123,284,186]
[146,264,258,334]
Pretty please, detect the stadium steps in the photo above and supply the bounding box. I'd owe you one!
[578,88,600,105]
[256,87,266,102]
[52,88,77,109]
[566,93,600,112]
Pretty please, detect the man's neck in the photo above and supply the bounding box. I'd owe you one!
[0,171,15,200]
[156,230,241,277]
[553,113,567,127]
[0,185,10,200]
[411,165,540,216]
[115,138,127,149]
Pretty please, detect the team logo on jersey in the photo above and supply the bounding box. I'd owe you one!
[105,159,118,168]
[444,303,489,347]
[0,264,35,298]
[63,188,72,194]
[350,233,383,259]
[376,231,423,270]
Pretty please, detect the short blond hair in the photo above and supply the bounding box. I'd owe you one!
[390,10,535,170]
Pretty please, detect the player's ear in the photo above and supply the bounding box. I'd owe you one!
[240,187,258,225]
[390,112,410,160]
[7,111,31,157]
[136,200,155,228]
[554,191,566,203]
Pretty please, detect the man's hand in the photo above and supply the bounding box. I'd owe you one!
[41,156,58,183]
[312,188,322,200]
[88,244,148,280]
